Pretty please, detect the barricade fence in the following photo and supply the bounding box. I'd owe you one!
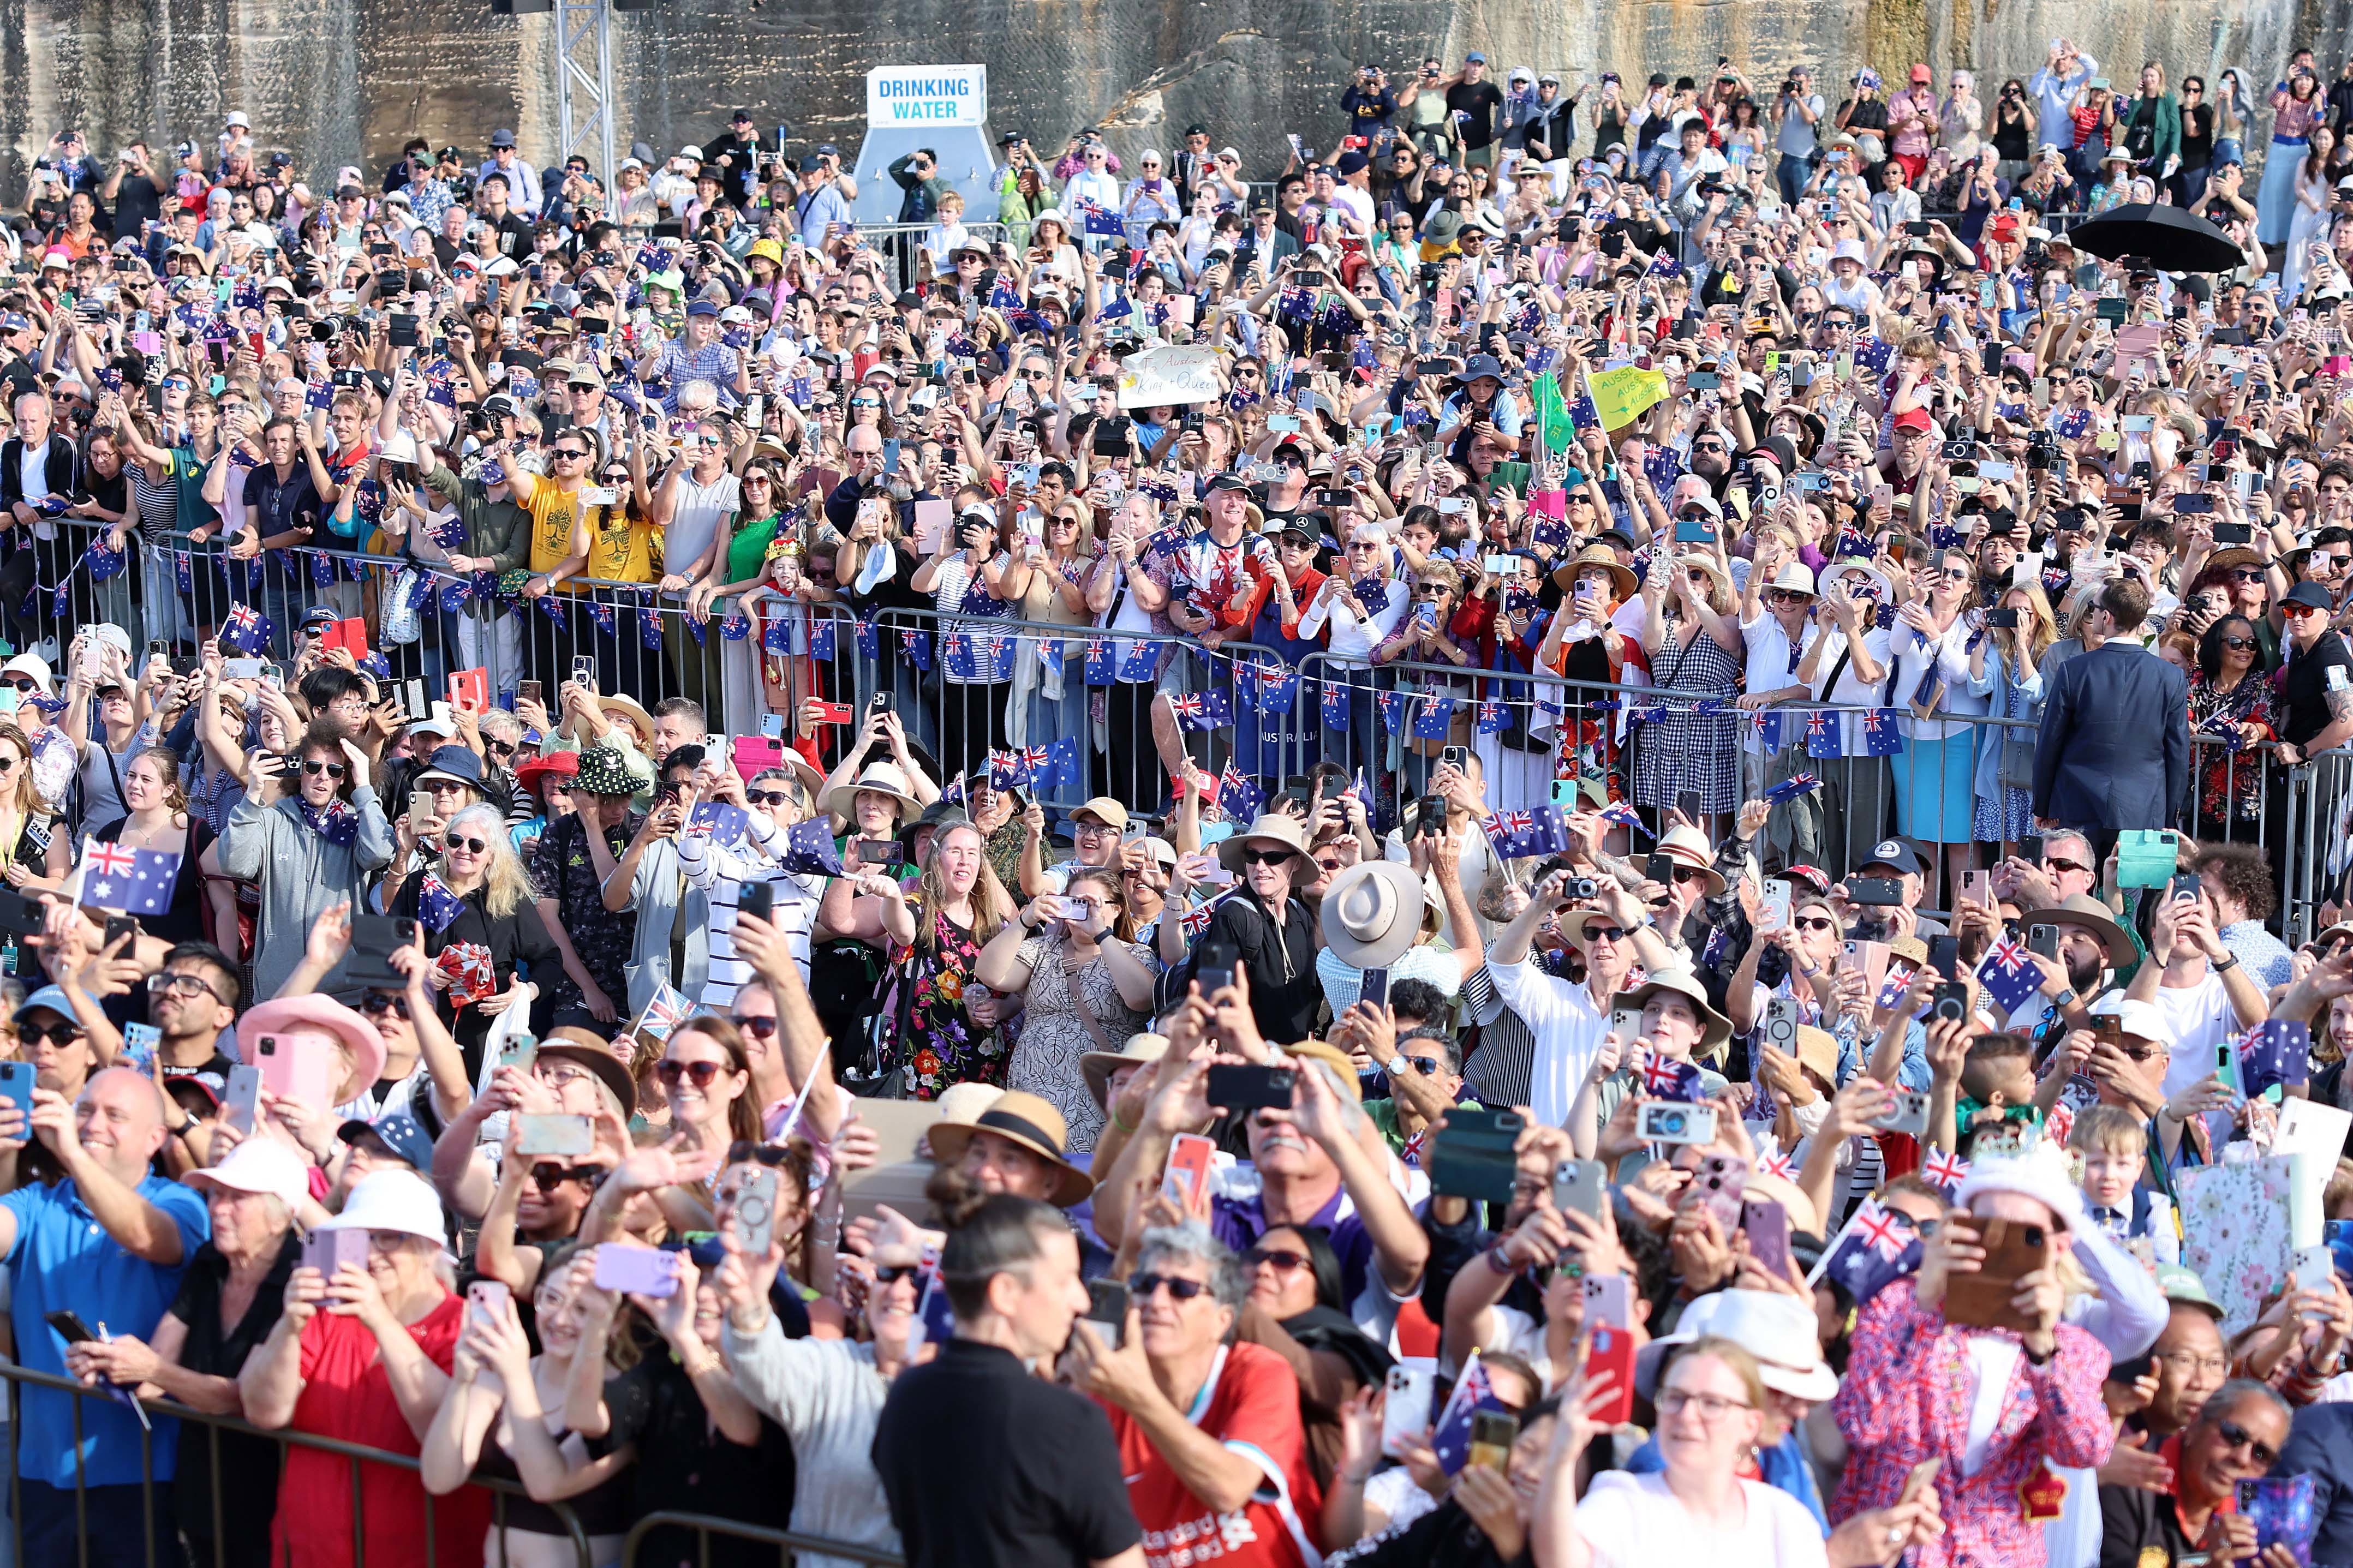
[850,222,1010,295]
[23,525,2348,931]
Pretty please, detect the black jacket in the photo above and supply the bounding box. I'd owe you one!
[0,433,77,514]
[1189,887,1321,1043]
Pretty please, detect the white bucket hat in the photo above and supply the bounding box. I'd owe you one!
[1635,1287,1841,1401]
[314,1169,446,1244]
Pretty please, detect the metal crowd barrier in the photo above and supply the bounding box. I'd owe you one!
[850,222,1010,294]
[622,1511,904,1568]
[1,1358,590,1568]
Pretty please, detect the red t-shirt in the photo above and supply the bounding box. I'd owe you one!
[1101,1340,1322,1568]
[271,1293,494,1568]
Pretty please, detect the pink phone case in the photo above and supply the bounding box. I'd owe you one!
[255,1033,337,1111]
[594,1244,680,1297]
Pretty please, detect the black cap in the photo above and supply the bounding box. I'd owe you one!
[731,108,755,122]
[2283,580,2335,612]
[1204,472,1254,494]
[1185,122,1211,136]
[999,130,1027,146]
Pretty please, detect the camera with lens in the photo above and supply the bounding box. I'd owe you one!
[1563,877,1600,899]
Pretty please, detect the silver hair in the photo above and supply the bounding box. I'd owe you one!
[2200,1377,2292,1431]
[1134,1222,1249,1313]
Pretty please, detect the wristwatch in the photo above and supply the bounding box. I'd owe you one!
[2211,953,2239,974]
[1385,1056,1408,1077]
[2050,988,2077,1010]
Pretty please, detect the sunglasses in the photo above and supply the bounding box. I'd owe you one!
[874,1264,923,1286]
[1668,866,1710,885]
[2284,603,2327,618]
[359,993,412,1019]
[726,1139,791,1166]
[1794,915,1838,932]
[746,789,794,807]
[2220,636,2256,650]
[2044,857,2091,876]
[2229,567,2267,582]
[1582,925,1629,943]
[730,1013,780,1038]
[529,1163,601,1192]
[2214,1419,2279,1467]
[443,832,489,853]
[655,1058,728,1087]
[1131,1272,1211,1301]
[19,1024,81,1047]
[1243,1247,1312,1272]
[1243,848,1296,866]
[551,448,589,461]
[303,760,348,779]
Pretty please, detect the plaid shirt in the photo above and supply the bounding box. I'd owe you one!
[648,338,743,411]
[1830,1279,2113,1568]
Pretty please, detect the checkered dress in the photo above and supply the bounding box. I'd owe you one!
[1633,621,1745,813]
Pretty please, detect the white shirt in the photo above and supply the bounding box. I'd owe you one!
[665,470,741,595]
[1485,957,1610,1129]
[1572,1471,1829,1568]
[1810,621,1895,751]
[1063,168,1121,214]
[2154,969,2236,1099]
[1738,611,1817,753]
[1328,183,1376,234]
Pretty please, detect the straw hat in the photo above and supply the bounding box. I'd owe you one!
[1652,825,1727,896]
[924,1091,1096,1206]
[825,761,923,822]
[1551,542,1638,599]
[1217,813,1317,883]
[1080,1033,1169,1113]
[1611,968,1733,1051]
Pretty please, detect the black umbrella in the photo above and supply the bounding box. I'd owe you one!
[2061,202,2245,272]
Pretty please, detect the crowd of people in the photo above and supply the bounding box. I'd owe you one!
[8,30,2353,1568]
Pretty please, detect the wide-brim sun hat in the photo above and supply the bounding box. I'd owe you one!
[924,1090,1095,1206]
[1320,861,1426,970]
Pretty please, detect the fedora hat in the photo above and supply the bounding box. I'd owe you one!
[540,1026,638,1117]
[1218,813,1316,882]
[1611,967,1733,1051]
[1652,825,1725,895]
[925,1091,1096,1207]
[598,693,656,744]
[1321,861,1426,969]
[1550,541,1639,599]
[2019,893,2132,966]
[825,761,923,822]
[1081,1033,1169,1113]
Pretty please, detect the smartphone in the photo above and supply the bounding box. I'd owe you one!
[1162,1132,1217,1209]
[1759,877,1791,931]
[1381,1366,1436,1457]
[517,679,543,707]
[1586,1325,1637,1424]
[1204,1064,1297,1112]
[2213,1040,2244,1098]
[467,1278,512,1324]
[1084,1278,1130,1347]
[1467,1409,1519,1470]
[302,1228,371,1279]
[1848,876,1903,906]
[738,882,775,924]
[1957,869,1991,907]
[1943,1216,2052,1331]
[593,1242,681,1297]
[1552,1158,1608,1224]
[499,1033,539,1076]
[45,1310,97,1344]
[1360,967,1391,1011]
[1695,1153,1750,1235]
[1925,935,1961,982]
[1931,982,1970,1023]
[1637,1102,1718,1144]
[2028,924,2058,960]
[1581,1272,1632,1329]
[1195,940,1239,995]
[1428,1106,1528,1204]
[732,1166,778,1258]
[513,1113,594,1157]
[1610,1006,1644,1045]
[254,1032,336,1110]
[1742,1199,1793,1278]
[1644,853,1675,887]
[222,1063,262,1138]
[1761,994,1800,1052]
[0,1059,33,1128]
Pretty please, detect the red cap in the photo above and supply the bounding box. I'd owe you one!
[1910,63,1932,83]
[1891,406,1933,433]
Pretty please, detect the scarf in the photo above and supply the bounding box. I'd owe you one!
[301,800,359,846]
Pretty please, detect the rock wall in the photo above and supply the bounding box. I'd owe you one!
[4,0,2351,198]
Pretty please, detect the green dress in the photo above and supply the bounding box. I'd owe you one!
[725,510,784,585]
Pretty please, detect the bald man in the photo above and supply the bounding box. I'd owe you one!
[0,1067,210,1566]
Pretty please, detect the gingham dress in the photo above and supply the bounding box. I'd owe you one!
[1634,619,1745,813]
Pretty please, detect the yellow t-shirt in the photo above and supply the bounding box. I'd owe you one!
[584,508,658,584]
[524,480,598,577]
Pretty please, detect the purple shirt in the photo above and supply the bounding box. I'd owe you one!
[1209,1181,1378,1306]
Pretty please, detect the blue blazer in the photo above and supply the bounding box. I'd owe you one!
[2031,640,2191,829]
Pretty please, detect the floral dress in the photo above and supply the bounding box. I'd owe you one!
[2187,669,2277,835]
[891,902,1006,1099]
[1007,933,1155,1152]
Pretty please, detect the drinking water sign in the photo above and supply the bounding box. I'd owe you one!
[865,66,989,128]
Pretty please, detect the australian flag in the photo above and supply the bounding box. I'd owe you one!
[720,613,752,642]
[222,603,273,655]
[1855,337,1895,376]
[1976,937,2042,1014]
[1035,737,1083,793]
[1080,204,1122,238]
[1861,709,1904,757]
[1764,771,1823,805]
[79,841,181,917]
[1920,1148,1972,1195]
[1377,691,1407,735]
[943,632,978,680]
[1217,763,1265,822]
[1598,800,1649,839]
[901,630,933,671]
[1478,700,1506,735]
[763,617,792,655]
[1484,805,1572,859]
[1412,697,1456,739]
[1429,1353,1505,1475]
[1169,691,1233,732]
[1084,637,1116,685]
[1805,710,1844,761]
[779,819,845,878]
[1249,664,1300,715]
[809,620,836,662]
[418,872,469,935]
[987,749,1026,790]
[855,611,881,660]
[1809,1198,1922,1306]
[1640,1051,1705,1103]
[1321,681,1351,730]
[1118,639,1164,681]
[687,803,751,845]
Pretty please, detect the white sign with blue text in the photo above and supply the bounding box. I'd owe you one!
[864,66,989,128]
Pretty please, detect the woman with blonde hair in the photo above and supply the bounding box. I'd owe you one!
[1969,577,2056,857]
[837,820,1016,1099]
[1001,496,1101,787]
[385,799,558,1068]
[0,722,64,890]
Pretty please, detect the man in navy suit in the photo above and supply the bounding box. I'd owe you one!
[2033,578,2191,861]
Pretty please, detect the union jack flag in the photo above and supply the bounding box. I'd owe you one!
[1180,900,1219,939]
[84,842,139,880]
[1921,1148,1972,1193]
[2045,1101,2076,1146]
[1757,1148,1797,1181]
[1852,1201,1912,1259]
[639,984,692,1040]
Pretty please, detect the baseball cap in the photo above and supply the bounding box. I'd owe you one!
[1860,836,1926,874]
[1465,51,1486,63]
[1891,406,1933,433]
[2283,580,2335,612]
[684,299,719,318]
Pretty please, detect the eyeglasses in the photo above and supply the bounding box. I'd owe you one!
[443,832,489,853]
[2213,1419,2279,1467]
[359,993,411,1019]
[1656,1388,1754,1419]
[1130,1272,1211,1300]
[148,971,228,1002]
[1243,848,1296,866]
[655,1057,728,1087]
[1244,1247,1311,1272]
[730,1013,780,1038]
[19,1023,81,1047]
[529,1163,601,1192]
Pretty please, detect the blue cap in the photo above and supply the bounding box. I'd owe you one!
[0,314,31,334]
[1465,51,1487,63]
[338,1111,433,1169]
[684,299,720,318]
[14,986,73,1024]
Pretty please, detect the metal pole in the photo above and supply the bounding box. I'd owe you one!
[553,0,618,185]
